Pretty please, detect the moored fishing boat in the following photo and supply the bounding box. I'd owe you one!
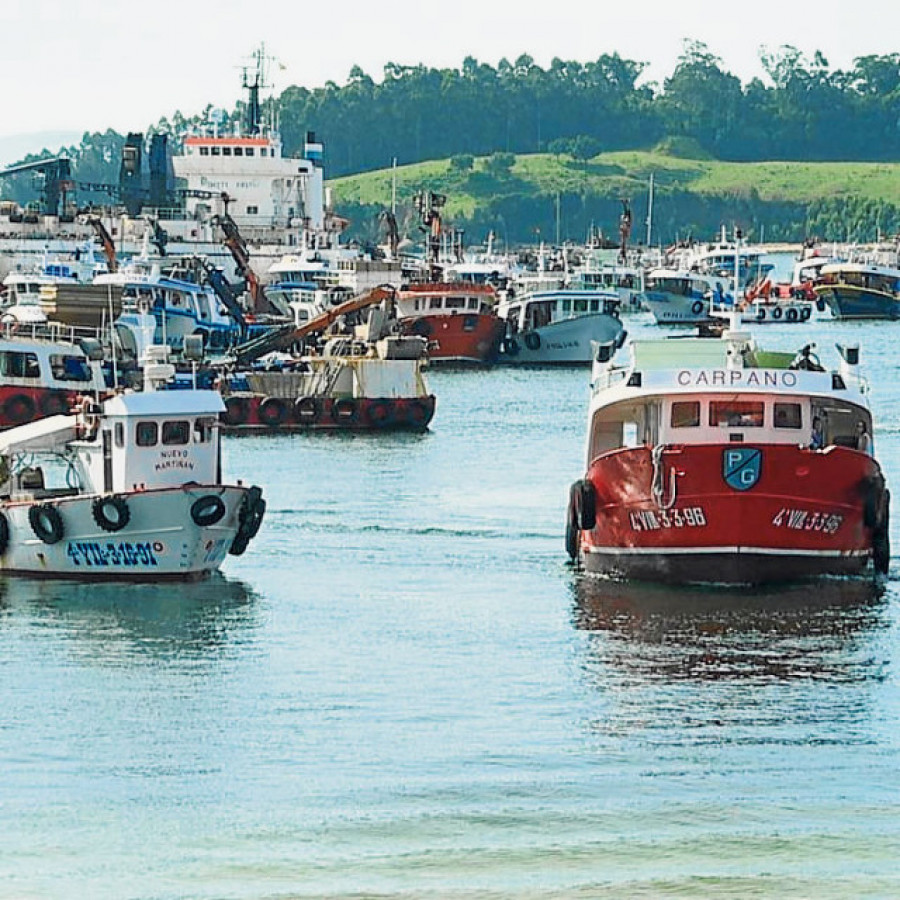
[395,282,504,365]
[566,318,889,583]
[0,347,265,580]
[496,287,624,364]
[814,260,900,319]
[643,269,728,325]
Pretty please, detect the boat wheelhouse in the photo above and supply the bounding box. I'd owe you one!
[396,282,504,364]
[566,324,889,584]
[643,269,729,325]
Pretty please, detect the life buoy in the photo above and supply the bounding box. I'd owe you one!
[757,307,766,321]
[365,399,395,428]
[405,398,431,429]
[503,337,520,356]
[331,398,359,425]
[294,396,321,425]
[92,495,130,532]
[222,396,249,426]
[190,495,226,527]
[29,503,64,544]
[410,318,432,338]
[0,511,8,555]
[4,393,35,425]
[772,306,783,320]
[229,486,266,556]
[691,300,705,316]
[787,307,799,322]
[257,396,289,427]
[800,305,812,321]
[40,391,70,417]
[524,331,541,351]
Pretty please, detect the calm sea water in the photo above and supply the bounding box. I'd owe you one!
[1,263,899,898]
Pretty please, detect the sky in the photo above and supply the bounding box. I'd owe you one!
[0,0,894,164]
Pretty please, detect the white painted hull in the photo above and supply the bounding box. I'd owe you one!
[501,314,623,364]
[645,292,709,324]
[0,485,256,581]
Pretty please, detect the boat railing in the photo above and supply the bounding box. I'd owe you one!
[2,319,109,346]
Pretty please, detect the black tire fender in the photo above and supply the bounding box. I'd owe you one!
[576,479,597,530]
[0,511,9,555]
[222,396,250,426]
[257,396,289,427]
[294,396,321,424]
[4,393,36,425]
[691,300,705,316]
[92,495,131,532]
[29,503,64,544]
[190,495,226,527]
[40,391,71,418]
[524,331,541,351]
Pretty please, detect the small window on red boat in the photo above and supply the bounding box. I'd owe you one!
[774,403,802,429]
[162,421,190,446]
[429,297,443,310]
[136,421,158,447]
[671,401,700,428]
[445,296,466,310]
[0,351,40,379]
[49,354,92,382]
[710,400,764,428]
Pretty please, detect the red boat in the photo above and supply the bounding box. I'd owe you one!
[0,331,107,428]
[566,321,890,584]
[396,283,505,365]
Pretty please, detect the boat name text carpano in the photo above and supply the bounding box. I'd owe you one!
[676,369,800,388]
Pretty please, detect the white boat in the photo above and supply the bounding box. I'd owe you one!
[496,288,624,364]
[643,269,729,325]
[0,347,265,580]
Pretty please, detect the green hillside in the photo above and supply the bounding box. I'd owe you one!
[330,151,900,246]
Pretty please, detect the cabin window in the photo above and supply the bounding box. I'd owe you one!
[194,418,215,444]
[574,299,587,313]
[429,298,442,310]
[162,421,190,445]
[774,403,802,429]
[0,351,40,379]
[196,293,211,321]
[561,300,571,313]
[136,421,158,447]
[445,297,466,310]
[710,400,764,428]
[222,147,232,156]
[234,147,243,157]
[114,422,125,448]
[247,205,258,215]
[199,147,209,156]
[671,401,701,428]
[245,148,255,157]
[211,147,221,156]
[467,298,479,310]
[49,354,92,382]
[589,299,599,312]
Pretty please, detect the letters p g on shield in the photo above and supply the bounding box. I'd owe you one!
[722,448,762,491]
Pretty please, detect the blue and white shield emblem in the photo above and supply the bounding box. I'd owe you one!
[722,447,762,491]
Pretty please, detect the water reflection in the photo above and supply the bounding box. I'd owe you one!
[0,573,259,659]
[571,574,889,683]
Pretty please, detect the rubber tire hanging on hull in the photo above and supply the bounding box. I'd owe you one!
[92,495,131,532]
[29,504,64,544]
[222,396,250,426]
[874,490,891,574]
[0,511,8,555]
[190,495,226,527]
[691,300,704,316]
[229,486,266,556]
[4,394,35,425]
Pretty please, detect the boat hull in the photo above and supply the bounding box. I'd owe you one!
[817,285,900,319]
[500,314,623,365]
[0,484,261,581]
[400,313,504,365]
[572,443,886,584]
[644,291,709,325]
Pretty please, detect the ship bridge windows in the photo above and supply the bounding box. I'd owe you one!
[245,148,255,157]
[136,421,158,447]
[49,354,91,382]
[671,401,700,428]
[211,147,221,156]
[710,400,764,428]
[0,350,40,379]
[199,147,210,156]
[429,297,443,310]
[774,402,802,429]
[162,421,190,445]
[467,298,480,311]
[234,147,243,156]
[445,296,466,310]
[222,147,232,156]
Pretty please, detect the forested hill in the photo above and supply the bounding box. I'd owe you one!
[4,43,900,243]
